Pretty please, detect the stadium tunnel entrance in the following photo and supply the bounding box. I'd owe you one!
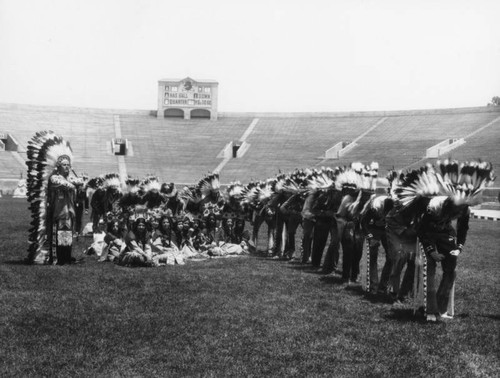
[190,109,210,119]
[164,108,184,118]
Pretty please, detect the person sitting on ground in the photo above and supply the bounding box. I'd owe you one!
[116,217,153,267]
[85,219,107,257]
[150,215,182,265]
[99,221,128,262]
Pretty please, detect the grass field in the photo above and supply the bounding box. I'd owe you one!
[1,197,499,377]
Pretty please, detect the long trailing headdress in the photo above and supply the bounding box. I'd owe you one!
[102,172,122,193]
[197,172,221,200]
[392,160,495,214]
[336,162,379,219]
[226,181,245,201]
[255,178,276,208]
[239,180,261,212]
[435,159,495,207]
[139,175,163,209]
[306,166,338,192]
[391,163,440,210]
[26,130,74,264]
[119,177,142,210]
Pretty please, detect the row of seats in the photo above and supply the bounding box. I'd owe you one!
[0,104,498,184]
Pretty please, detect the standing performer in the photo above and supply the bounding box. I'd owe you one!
[26,131,83,264]
[392,160,495,321]
[418,161,494,321]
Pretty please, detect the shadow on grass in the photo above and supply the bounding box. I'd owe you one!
[3,259,30,265]
[3,257,87,266]
[383,308,426,323]
[361,292,394,305]
[479,314,500,321]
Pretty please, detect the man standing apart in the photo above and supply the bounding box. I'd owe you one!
[47,155,80,264]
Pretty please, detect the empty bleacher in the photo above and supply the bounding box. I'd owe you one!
[0,103,498,185]
[0,152,24,179]
[221,116,382,182]
[334,111,500,173]
[0,104,119,177]
[119,115,253,183]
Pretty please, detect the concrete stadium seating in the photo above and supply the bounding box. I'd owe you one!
[119,115,253,183]
[0,103,498,187]
[221,116,382,182]
[0,104,119,177]
[333,112,500,172]
[0,152,24,178]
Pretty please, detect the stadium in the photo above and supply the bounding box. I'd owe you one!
[1,1,500,376]
[1,96,499,376]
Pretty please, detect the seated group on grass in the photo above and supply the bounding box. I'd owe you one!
[81,160,494,323]
[85,210,250,267]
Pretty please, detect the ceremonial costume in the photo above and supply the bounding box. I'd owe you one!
[360,195,393,293]
[385,206,418,302]
[278,194,303,260]
[26,131,83,265]
[392,160,494,320]
[117,218,153,267]
[419,199,470,317]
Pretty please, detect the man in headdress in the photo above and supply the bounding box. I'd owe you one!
[418,198,470,321]
[47,155,78,264]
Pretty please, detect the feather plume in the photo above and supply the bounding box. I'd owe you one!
[435,160,495,206]
[102,173,122,192]
[307,167,336,191]
[197,172,221,199]
[26,131,74,264]
[140,175,161,194]
[392,164,440,209]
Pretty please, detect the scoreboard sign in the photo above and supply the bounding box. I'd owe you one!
[163,80,212,108]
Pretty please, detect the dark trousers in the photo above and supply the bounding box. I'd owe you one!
[284,214,301,258]
[421,231,458,315]
[322,217,344,273]
[341,222,364,281]
[386,225,417,300]
[301,219,315,264]
[311,217,333,267]
[367,228,391,292]
[75,202,85,233]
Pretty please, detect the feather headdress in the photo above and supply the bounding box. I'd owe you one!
[435,159,495,206]
[393,160,495,210]
[226,181,245,200]
[240,181,261,208]
[307,166,337,192]
[102,173,122,192]
[197,172,221,200]
[277,169,309,195]
[392,164,440,209]
[256,179,276,206]
[335,163,371,191]
[140,175,164,209]
[125,177,141,194]
[178,185,201,206]
[26,131,74,264]
[140,175,161,194]
[119,177,142,209]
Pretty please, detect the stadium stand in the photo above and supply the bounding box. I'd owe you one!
[0,152,24,178]
[0,103,499,188]
[333,111,500,172]
[119,115,254,183]
[221,116,383,182]
[0,104,120,177]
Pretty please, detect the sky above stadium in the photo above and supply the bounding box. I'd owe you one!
[0,0,499,113]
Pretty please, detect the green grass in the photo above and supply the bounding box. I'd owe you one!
[1,197,499,377]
